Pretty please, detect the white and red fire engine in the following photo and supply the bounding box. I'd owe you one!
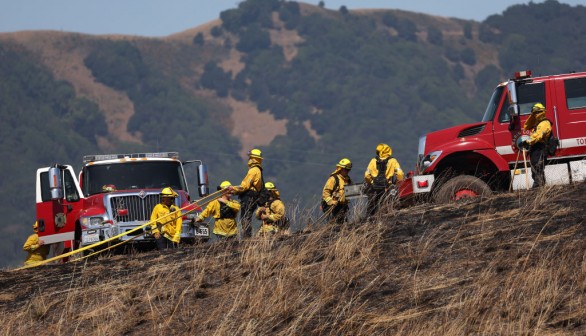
[35,152,210,254]
[399,70,586,202]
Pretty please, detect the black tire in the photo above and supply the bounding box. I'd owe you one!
[433,175,492,203]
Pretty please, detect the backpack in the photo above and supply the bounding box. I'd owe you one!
[256,167,272,206]
[219,201,237,219]
[539,119,559,156]
[371,157,390,191]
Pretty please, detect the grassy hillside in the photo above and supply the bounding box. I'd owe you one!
[1,0,585,268]
[1,183,585,334]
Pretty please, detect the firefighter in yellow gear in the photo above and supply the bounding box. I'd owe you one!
[521,103,552,187]
[196,181,240,239]
[228,148,264,238]
[256,182,287,236]
[150,187,182,249]
[23,221,50,266]
[322,158,352,224]
[364,143,405,218]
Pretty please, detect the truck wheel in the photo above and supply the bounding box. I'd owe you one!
[433,175,492,203]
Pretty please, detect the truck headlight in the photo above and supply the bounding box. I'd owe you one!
[80,215,106,227]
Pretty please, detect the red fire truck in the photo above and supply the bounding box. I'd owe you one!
[35,152,210,254]
[399,70,586,202]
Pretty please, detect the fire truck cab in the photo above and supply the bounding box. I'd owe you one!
[401,70,586,202]
[35,152,210,252]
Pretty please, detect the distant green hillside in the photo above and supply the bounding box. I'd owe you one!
[1,0,585,268]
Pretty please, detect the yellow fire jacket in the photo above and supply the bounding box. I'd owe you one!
[23,233,50,265]
[150,203,182,243]
[322,169,351,206]
[364,143,404,184]
[235,159,263,194]
[524,111,552,145]
[198,198,240,237]
[257,198,285,235]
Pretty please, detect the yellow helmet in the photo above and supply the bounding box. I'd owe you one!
[218,180,232,190]
[531,103,545,114]
[248,148,263,159]
[375,143,386,155]
[160,187,178,198]
[265,182,276,190]
[33,221,39,230]
[337,158,352,170]
[102,184,117,192]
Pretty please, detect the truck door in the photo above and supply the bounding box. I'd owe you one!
[36,166,84,244]
[491,85,518,163]
[553,76,586,157]
[495,81,548,164]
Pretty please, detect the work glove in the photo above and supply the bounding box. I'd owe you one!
[519,140,530,150]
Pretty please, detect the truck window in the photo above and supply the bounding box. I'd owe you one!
[40,172,52,202]
[482,86,504,122]
[565,77,586,109]
[498,94,511,123]
[39,170,80,202]
[83,161,187,196]
[64,170,80,202]
[517,82,545,115]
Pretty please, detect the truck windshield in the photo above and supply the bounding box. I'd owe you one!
[481,86,504,122]
[83,161,186,196]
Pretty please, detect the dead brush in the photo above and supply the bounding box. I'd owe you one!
[1,183,586,335]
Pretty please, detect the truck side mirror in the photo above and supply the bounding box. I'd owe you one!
[48,167,64,200]
[197,164,209,197]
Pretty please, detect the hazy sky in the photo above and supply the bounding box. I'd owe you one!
[1,0,585,37]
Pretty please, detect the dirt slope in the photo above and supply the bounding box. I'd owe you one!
[1,182,585,335]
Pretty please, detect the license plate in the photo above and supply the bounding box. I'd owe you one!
[194,226,209,237]
[82,230,100,244]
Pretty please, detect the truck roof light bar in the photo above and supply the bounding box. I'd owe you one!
[513,70,532,80]
[83,152,179,163]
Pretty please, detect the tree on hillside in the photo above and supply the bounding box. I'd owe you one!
[200,62,232,97]
[427,26,443,45]
[463,22,473,39]
[236,24,272,52]
[193,33,205,46]
[84,41,148,90]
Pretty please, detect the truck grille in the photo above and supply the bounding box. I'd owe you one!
[109,194,161,223]
[457,124,485,138]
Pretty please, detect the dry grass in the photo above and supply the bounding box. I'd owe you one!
[1,182,585,335]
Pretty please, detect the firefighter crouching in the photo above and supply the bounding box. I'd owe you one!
[23,221,50,266]
[196,181,240,240]
[256,182,288,236]
[228,148,264,238]
[321,158,353,224]
[364,143,404,218]
[520,103,552,188]
[150,187,182,250]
